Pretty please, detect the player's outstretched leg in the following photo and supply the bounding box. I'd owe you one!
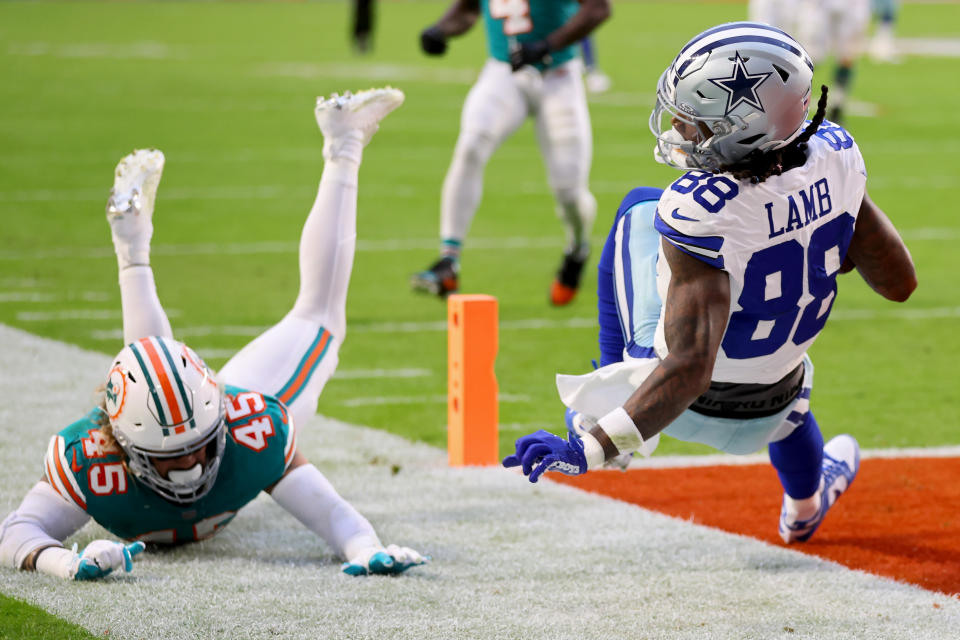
[106,149,174,345]
[219,87,404,428]
[779,434,860,543]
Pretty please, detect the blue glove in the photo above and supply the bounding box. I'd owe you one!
[342,545,430,576]
[502,429,588,483]
[73,541,146,581]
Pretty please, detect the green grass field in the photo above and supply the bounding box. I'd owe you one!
[1,2,959,638]
[1,2,958,457]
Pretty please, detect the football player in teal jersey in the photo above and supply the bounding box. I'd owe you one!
[0,88,429,580]
[412,0,611,306]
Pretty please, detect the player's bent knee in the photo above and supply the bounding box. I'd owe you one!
[454,130,498,167]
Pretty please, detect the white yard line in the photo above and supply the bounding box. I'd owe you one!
[1,226,955,262]
[2,322,958,640]
[340,392,530,408]
[79,305,960,343]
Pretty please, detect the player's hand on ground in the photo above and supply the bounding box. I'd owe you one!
[502,429,588,482]
[36,540,145,580]
[74,540,146,580]
[342,544,430,576]
[420,25,447,55]
[510,40,550,71]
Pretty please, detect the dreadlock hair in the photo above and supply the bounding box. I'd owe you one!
[725,85,829,184]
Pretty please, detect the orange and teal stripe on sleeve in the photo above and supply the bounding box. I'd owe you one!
[44,436,86,509]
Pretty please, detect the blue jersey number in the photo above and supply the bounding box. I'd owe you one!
[671,171,739,213]
[814,123,854,151]
[722,213,856,359]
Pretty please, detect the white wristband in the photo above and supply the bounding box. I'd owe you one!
[35,546,75,580]
[596,407,645,457]
[579,431,605,470]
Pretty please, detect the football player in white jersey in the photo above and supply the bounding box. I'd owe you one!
[504,23,916,543]
[792,0,871,123]
[0,89,429,579]
[412,0,611,306]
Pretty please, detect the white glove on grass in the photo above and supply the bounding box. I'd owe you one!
[342,544,429,576]
[36,540,146,580]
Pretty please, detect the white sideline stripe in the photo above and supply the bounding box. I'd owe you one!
[0,236,567,261]
[0,291,108,303]
[83,306,960,342]
[331,368,432,380]
[896,37,960,58]
[0,292,56,302]
[18,309,181,322]
[625,445,960,470]
[7,41,180,59]
[340,393,530,408]
[194,346,432,380]
[256,61,479,85]
[3,323,960,640]
[4,172,960,207]
[1,227,955,262]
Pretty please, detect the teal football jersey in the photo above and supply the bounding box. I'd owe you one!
[43,385,296,544]
[481,0,579,69]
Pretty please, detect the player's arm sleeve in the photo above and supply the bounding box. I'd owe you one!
[268,463,382,561]
[0,481,90,570]
[546,0,611,50]
[42,435,88,510]
[611,199,664,362]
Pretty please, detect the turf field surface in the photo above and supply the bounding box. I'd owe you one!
[1,1,958,457]
[2,1,960,638]
[2,325,959,640]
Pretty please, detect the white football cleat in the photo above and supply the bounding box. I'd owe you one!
[315,87,404,160]
[106,149,165,267]
[779,434,860,543]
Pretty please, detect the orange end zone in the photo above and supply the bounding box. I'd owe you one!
[552,457,960,596]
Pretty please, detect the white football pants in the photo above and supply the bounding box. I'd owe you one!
[794,0,871,63]
[440,58,597,255]
[748,0,799,35]
[119,157,360,429]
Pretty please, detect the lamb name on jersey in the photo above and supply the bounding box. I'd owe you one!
[43,385,296,544]
[482,0,579,69]
[653,121,867,384]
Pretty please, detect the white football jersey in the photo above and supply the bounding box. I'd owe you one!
[654,122,867,384]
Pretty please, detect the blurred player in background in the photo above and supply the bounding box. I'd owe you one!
[793,0,871,123]
[751,0,868,123]
[504,23,916,544]
[0,88,429,580]
[352,0,376,53]
[413,0,611,306]
[581,36,612,94]
[869,0,901,63]
[748,0,797,36]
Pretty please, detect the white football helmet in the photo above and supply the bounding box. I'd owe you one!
[104,336,225,504]
[650,21,814,172]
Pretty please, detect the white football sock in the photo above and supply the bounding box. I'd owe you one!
[119,266,173,345]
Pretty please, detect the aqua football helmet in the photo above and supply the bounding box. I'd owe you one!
[650,22,814,172]
[104,336,225,504]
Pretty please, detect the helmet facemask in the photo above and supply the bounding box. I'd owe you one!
[115,406,226,505]
[106,337,227,505]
